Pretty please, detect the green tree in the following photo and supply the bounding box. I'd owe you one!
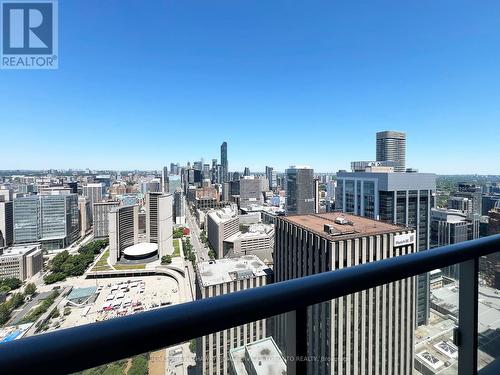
[44,272,66,284]
[0,277,22,291]
[50,251,70,273]
[128,354,149,375]
[161,255,172,265]
[0,304,10,326]
[24,283,37,296]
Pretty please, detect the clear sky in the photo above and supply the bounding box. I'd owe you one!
[1,1,499,174]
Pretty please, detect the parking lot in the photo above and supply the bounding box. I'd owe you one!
[58,275,180,330]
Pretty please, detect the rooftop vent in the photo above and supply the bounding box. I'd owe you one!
[335,216,349,225]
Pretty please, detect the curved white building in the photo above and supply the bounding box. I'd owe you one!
[109,205,139,264]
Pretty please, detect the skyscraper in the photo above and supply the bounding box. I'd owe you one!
[285,165,315,215]
[376,131,406,172]
[243,167,250,177]
[221,141,228,183]
[0,199,14,249]
[162,166,169,193]
[274,212,417,374]
[336,170,436,325]
[265,166,276,190]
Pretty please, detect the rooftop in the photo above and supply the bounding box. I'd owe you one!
[230,336,287,375]
[197,255,272,287]
[282,212,406,241]
[0,244,40,257]
[208,207,238,224]
[225,224,274,243]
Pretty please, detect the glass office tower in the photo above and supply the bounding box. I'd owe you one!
[336,171,436,326]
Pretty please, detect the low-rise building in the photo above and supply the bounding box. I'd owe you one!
[0,244,42,281]
[229,336,286,375]
[206,207,239,258]
[223,224,274,265]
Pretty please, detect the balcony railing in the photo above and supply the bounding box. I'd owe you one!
[0,234,499,375]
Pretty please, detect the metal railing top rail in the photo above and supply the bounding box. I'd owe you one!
[1,234,499,375]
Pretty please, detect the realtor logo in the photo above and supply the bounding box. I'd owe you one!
[1,0,58,69]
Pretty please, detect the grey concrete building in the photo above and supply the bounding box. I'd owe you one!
[336,170,436,326]
[78,197,91,238]
[196,256,272,375]
[274,212,417,375]
[93,201,120,239]
[83,183,105,220]
[376,130,406,172]
[285,166,315,215]
[0,244,43,281]
[207,207,239,258]
[239,177,265,209]
[223,223,274,265]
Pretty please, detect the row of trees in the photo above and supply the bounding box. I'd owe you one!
[183,238,196,265]
[44,240,108,284]
[19,290,59,324]
[200,231,216,259]
[0,282,37,326]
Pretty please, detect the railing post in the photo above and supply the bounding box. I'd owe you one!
[286,307,308,375]
[458,257,479,375]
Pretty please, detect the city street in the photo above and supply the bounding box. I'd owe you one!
[185,200,209,262]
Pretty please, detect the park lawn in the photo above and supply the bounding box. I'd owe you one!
[91,249,111,272]
[172,239,181,258]
[113,264,146,270]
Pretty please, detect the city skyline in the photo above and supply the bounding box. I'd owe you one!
[1,1,499,174]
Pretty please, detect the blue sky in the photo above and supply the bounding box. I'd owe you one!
[1,0,499,174]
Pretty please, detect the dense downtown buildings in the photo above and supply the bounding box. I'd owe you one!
[196,256,272,375]
[0,136,498,375]
[274,212,417,374]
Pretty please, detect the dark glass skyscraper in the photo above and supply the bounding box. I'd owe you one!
[221,141,228,183]
[285,166,315,215]
[336,170,436,326]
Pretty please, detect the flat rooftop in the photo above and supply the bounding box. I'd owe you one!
[230,336,286,375]
[282,212,405,240]
[0,244,40,257]
[197,255,272,287]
